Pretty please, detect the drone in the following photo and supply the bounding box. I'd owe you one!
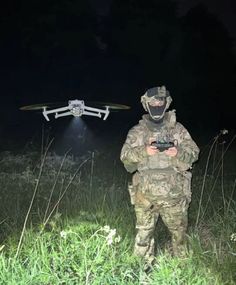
[20,99,130,121]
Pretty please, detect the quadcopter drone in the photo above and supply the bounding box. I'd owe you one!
[20,99,130,121]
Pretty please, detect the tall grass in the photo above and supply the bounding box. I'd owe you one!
[0,133,235,284]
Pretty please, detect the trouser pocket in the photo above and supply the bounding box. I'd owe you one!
[128,183,136,205]
[181,171,192,202]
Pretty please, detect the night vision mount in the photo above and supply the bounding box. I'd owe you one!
[20,99,130,121]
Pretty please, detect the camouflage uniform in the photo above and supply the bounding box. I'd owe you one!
[120,108,199,260]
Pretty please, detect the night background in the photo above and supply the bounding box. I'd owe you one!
[1,0,236,152]
[0,0,236,283]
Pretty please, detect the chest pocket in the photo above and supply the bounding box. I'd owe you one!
[145,128,176,169]
[147,152,171,169]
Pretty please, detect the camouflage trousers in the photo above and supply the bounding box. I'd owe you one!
[130,171,191,260]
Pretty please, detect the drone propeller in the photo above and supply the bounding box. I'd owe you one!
[20,101,130,111]
[86,102,130,110]
[19,102,64,111]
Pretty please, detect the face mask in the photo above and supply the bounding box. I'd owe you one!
[146,97,167,121]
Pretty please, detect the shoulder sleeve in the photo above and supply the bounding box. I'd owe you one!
[172,123,200,170]
[120,124,148,173]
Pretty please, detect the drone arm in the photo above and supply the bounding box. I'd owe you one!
[82,110,102,118]
[45,106,70,114]
[84,105,110,120]
[42,106,70,121]
[43,108,50,121]
[103,106,109,120]
[55,111,73,119]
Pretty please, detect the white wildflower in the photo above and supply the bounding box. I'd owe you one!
[230,233,236,242]
[114,235,121,244]
[100,225,121,246]
[109,229,116,237]
[220,129,228,135]
[105,228,117,246]
[60,230,68,239]
[106,236,113,246]
[101,225,111,233]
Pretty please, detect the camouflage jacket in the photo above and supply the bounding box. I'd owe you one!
[120,110,199,173]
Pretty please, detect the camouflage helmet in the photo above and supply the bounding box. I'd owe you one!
[141,86,172,120]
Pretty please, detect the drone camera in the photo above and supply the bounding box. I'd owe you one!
[68,100,84,117]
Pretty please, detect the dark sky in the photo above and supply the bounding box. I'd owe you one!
[176,0,236,39]
[0,0,236,151]
[89,0,236,40]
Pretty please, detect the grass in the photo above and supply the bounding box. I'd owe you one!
[0,220,227,285]
[0,133,236,284]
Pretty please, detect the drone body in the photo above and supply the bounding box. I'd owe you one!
[42,100,110,121]
[20,99,130,121]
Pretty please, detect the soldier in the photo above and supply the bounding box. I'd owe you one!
[120,86,199,263]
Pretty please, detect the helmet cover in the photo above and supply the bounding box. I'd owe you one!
[141,86,172,121]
